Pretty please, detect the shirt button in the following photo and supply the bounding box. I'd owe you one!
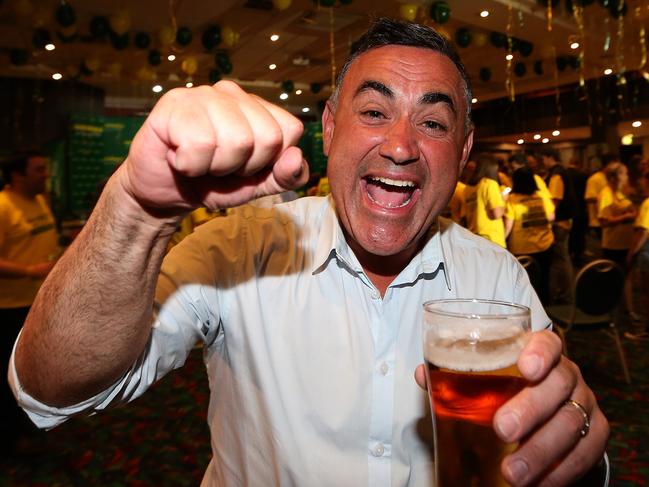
[373,443,385,457]
[379,362,389,375]
[371,291,380,300]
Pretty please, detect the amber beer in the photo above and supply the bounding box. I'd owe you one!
[422,300,531,487]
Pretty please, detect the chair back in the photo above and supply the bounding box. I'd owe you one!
[517,255,541,294]
[574,259,624,315]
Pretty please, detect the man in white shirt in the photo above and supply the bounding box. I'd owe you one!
[11,19,608,486]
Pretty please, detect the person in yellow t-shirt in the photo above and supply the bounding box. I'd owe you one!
[626,172,649,339]
[447,180,465,224]
[0,151,59,452]
[598,162,636,266]
[462,153,506,247]
[505,167,555,304]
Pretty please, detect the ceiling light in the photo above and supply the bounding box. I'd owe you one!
[302,107,310,113]
[604,68,613,75]
[570,42,580,50]
[269,63,277,70]
[295,89,302,95]
[270,34,279,42]
[506,54,514,61]
[517,139,524,144]
[186,82,193,88]
[542,138,549,143]
[621,134,634,145]
[45,43,55,51]
[471,97,478,104]
[552,130,560,136]
[279,92,289,100]
[168,55,176,61]
[52,73,62,80]
[632,120,642,128]
[533,134,541,140]
[152,85,163,93]
[480,10,489,18]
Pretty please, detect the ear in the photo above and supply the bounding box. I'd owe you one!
[458,127,474,173]
[321,100,335,157]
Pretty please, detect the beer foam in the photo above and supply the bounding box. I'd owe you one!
[424,324,528,372]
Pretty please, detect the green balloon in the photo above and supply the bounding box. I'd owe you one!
[310,82,322,94]
[148,49,162,66]
[32,29,51,49]
[479,67,492,82]
[514,62,527,77]
[455,28,472,48]
[281,80,295,93]
[533,60,543,75]
[90,16,110,39]
[110,32,129,50]
[56,4,76,27]
[202,25,221,50]
[556,56,568,71]
[215,53,233,75]
[135,32,151,49]
[176,26,193,46]
[568,56,580,69]
[490,31,507,49]
[430,1,451,24]
[209,68,222,84]
[518,40,533,57]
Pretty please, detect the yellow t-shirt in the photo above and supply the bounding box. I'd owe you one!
[448,181,465,224]
[463,178,506,247]
[585,171,607,227]
[0,190,59,308]
[598,185,634,250]
[505,193,555,255]
[634,198,649,231]
[534,175,552,205]
[548,173,572,230]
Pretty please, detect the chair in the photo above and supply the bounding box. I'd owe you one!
[546,259,631,383]
[517,255,542,299]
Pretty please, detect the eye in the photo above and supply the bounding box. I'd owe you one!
[361,110,385,119]
[422,120,446,131]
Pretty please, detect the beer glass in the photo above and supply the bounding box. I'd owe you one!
[422,299,531,487]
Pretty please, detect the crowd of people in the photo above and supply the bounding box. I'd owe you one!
[446,148,649,339]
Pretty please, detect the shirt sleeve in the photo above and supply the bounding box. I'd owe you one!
[485,179,505,211]
[635,199,649,231]
[598,188,613,217]
[548,174,564,201]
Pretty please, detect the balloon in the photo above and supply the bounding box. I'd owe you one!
[109,31,129,50]
[556,56,568,71]
[518,40,533,57]
[32,5,51,27]
[90,16,110,39]
[57,25,78,43]
[534,60,543,75]
[110,10,131,36]
[310,82,322,94]
[281,80,295,92]
[339,0,353,4]
[55,3,76,27]
[273,0,292,10]
[13,0,33,17]
[221,26,239,48]
[455,28,472,48]
[181,56,198,75]
[159,25,175,46]
[209,68,222,84]
[202,25,221,50]
[399,4,418,22]
[135,32,151,49]
[32,28,51,49]
[568,56,580,69]
[514,62,527,77]
[215,52,232,73]
[490,31,507,49]
[479,67,492,82]
[148,49,162,66]
[430,1,451,24]
[474,32,488,47]
[314,0,335,6]
[176,26,193,46]
[84,57,101,72]
[9,48,29,66]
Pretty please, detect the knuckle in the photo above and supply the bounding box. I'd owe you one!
[230,133,255,157]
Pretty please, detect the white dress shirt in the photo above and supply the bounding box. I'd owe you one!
[10,196,551,486]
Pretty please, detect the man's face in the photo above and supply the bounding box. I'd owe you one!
[322,45,473,261]
[23,156,49,195]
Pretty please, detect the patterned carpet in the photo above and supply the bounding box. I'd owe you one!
[2,328,648,486]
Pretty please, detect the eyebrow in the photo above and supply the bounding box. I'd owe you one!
[354,80,456,114]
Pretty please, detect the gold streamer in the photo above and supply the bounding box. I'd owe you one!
[552,45,561,129]
[616,0,626,87]
[571,3,586,88]
[505,2,514,101]
[546,1,553,32]
[329,6,336,91]
[640,26,647,69]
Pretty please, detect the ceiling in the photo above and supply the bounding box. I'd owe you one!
[1,0,648,133]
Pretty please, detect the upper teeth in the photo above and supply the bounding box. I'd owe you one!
[370,176,415,187]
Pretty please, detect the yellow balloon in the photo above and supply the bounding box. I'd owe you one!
[159,25,176,46]
[181,56,198,75]
[221,26,240,48]
[399,4,418,22]
[474,32,488,47]
[110,10,131,35]
[13,0,34,17]
[32,5,52,27]
[273,0,292,11]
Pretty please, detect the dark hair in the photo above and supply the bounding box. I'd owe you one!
[0,150,43,184]
[468,153,499,185]
[600,153,619,167]
[540,148,560,161]
[512,167,539,195]
[508,153,528,168]
[330,18,472,130]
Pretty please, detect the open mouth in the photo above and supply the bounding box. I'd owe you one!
[364,176,418,209]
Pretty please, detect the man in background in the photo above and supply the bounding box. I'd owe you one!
[0,151,59,454]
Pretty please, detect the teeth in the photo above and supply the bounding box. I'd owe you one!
[367,191,413,208]
[369,176,416,187]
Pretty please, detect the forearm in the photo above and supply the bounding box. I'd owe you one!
[15,167,181,407]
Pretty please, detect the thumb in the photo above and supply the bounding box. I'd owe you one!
[267,146,310,193]
[414,364,427,390]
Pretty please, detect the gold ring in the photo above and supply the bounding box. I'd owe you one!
[563,399,591,437]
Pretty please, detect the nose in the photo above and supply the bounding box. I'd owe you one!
[378,117,420,165]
